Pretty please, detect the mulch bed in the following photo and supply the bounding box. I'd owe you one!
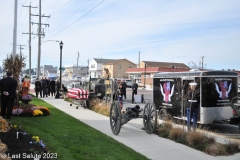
[0,128,47,160]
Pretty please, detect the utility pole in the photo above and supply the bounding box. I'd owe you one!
[87,59,89,77]
[76,52,79,75]
[138,51,140,68]
[17,44,27,55]
[31,0,50,79]
[201,56,205,69]
[12,0,18,58]
[22,3,37,79]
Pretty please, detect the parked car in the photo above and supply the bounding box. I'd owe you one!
[67,82,81,89]
[125,79,133,88]
[73,76,82,82]
[31,75,37,84]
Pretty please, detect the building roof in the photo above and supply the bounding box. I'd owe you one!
[142,61,190,69]
[93,58,115,63]
[126,67,190,73]
[44,65,54,69]
[104,58,136,65]
[47,69,57,74]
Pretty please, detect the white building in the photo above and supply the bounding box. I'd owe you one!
[89,58,114,78]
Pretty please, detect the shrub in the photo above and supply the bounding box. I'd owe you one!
[186,131,215,150]
[224,141,240,154]
[157,122,173,138]
[205,143,227,155]
[169,128,185,142]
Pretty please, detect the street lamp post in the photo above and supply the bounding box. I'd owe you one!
[144,63,147,89]
[59,41,63,89]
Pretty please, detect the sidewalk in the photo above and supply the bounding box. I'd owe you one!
[30,86,240,160]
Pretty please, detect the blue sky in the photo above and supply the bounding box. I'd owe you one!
[0,0,240,70]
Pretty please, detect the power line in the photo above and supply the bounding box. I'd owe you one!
[46,0,105,39]
[49,0,90,32]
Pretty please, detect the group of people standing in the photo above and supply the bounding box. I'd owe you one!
[116,79,138,109]
[34,77,61,99]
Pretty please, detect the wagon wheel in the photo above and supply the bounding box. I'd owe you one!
[143,102,157,134]
[110,102,122,135]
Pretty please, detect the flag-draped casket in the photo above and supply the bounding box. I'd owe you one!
[67,88,89,99]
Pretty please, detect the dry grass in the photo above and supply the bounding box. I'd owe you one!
[168,128,185,141]
[205,143,227,155]
[186,131,206,146]
[89,99,110,117]
[157,122,173,138]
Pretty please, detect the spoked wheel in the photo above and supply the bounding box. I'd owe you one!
[110,102,122,135]
[143,102,157,134]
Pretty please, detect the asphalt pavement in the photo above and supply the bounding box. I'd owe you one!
[29,84,240,160]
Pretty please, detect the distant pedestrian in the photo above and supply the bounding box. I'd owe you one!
[0,71,17,119]
[50,78,56,97]
[187,82,200,131]
[47,78,51,96]
[131,80,138,103]
[55,79,60,99]
[35,78,42,98]
[117,83,123,110]
[121,80,127,99]
[42,77,48,98]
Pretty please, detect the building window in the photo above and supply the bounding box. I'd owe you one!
[129,65,132,68]
[118,64,121,69]
[91,64,95,68]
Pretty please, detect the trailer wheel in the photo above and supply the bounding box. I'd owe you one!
[159,108,167,120]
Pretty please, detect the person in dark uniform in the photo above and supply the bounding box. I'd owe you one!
[186,82,200,131]
[35,78,42,98]
[41,77,48,98]
[55,79,60,99]
[47,78,51,96]
[50,78,56,97]
[121,80,127,99]
[131,80,138,103]
[0,71,17,119]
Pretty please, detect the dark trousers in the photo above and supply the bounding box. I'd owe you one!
[1,97,15,117]
[55,89,60,98]
[42,88,48,97]
[131,89,137,103]
[50,89,55,97]
[48,87,51,96]
[122,88,126,99]
[35,90,42,98]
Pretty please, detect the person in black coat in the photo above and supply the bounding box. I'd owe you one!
[35,78,42,98]
[50,78,56,97]
[131,80,138,103]
[121,80,127,99]
[0,71,17,119]
[47,78,51,96]
[55,79,60,99]
[41,77,48,98]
